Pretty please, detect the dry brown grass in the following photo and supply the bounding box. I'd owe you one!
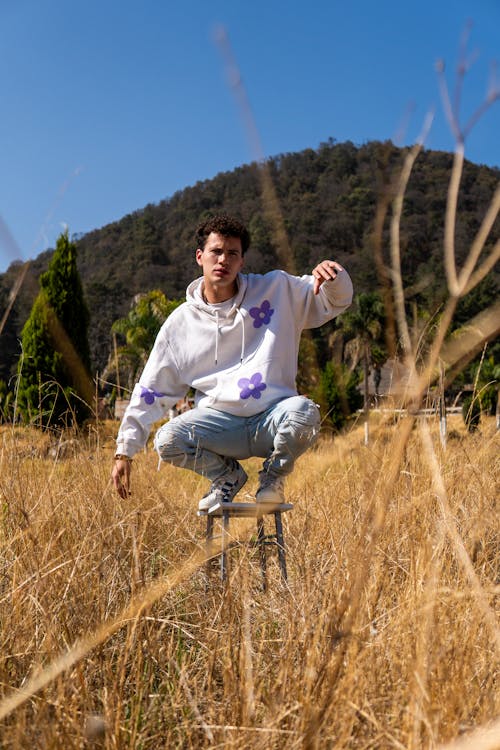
[0,416,498,749]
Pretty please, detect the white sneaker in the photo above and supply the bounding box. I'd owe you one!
[198,462,248,511]
[256,474,285,504]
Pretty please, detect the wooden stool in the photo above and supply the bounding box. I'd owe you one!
[198,502,293,590]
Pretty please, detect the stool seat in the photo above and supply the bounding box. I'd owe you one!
[198,501,293,517]
[200,501,292,589]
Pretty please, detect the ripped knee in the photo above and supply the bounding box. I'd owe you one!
[154,424,191,467]
[281,400,320,449]
[289,399,320,428]
[287,419,319,449]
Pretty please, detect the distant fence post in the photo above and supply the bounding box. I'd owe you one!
[114,399,130,420]
[439,366,447,450]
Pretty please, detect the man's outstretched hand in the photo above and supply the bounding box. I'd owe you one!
[112,458,132,498]
[312,260,344,295]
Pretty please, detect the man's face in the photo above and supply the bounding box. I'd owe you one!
[196,232,244,302]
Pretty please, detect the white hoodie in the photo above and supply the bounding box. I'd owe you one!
[116,268,353,457]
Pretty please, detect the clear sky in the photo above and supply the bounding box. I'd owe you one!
[0,0,498,273]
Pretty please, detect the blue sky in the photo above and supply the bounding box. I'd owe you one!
[0,0,498,272]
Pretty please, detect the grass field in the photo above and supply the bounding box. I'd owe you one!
[0,414,498,749]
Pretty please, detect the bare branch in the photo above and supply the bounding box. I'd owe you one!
[453,20,474,128]
[436,59,463,144]
[436,25,499,301]
[444,145,465,297]
[390,147,421,356]
[439,301,500,386]
[463,238,500,295]
[463,88,500,140]
[457,185,500,293]
[390,113,434,357]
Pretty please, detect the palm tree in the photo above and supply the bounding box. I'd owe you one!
[105,291,183,394]
[341,292,386,443]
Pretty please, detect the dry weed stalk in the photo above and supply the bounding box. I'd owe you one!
[0,167,82,338]
[214,25,294,274]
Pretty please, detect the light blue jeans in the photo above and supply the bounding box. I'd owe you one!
[154,396,320,481]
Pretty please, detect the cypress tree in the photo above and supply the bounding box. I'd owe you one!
[17,231,92,427]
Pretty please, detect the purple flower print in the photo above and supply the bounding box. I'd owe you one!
[140,386,165,405]
[249,299,274,328]
[238,372,267,400]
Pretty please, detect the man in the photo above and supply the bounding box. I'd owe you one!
[112,214,353,509]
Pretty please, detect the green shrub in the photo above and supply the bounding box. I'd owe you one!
[314,361,363,431]
[16,232,92,428]
[462,395,481,432]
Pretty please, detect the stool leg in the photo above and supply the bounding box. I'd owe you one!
[257,516,267,592]
[274,511,288,583]
[205,515,214,586]
[221,510,230,581]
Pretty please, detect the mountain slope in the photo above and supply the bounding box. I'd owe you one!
[0,139,498,381]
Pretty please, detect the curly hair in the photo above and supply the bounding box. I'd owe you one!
[195,214,251,255]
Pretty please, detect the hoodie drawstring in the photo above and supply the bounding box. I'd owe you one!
[236,308,245,363]
[214,311,219,365]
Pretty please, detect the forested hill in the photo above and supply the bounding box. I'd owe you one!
[0,138,498,380]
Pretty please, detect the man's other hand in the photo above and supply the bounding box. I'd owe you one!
[112,458,132,498]
[312,260,344,295]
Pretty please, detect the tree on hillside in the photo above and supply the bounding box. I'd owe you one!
[107,290,183,393]
[16,231,92,427]
[314,361,363,431]
[341,291,386,443]
[461,348,500,432]
[0,379,14,423]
